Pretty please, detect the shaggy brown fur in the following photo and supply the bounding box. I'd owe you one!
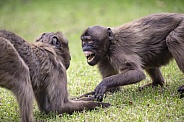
[80,13,184,101]
[0,30,110,122]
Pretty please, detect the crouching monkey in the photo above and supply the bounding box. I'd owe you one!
[0,30,110,122]
[80,13,184,101]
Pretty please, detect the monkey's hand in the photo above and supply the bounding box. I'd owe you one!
[94,70,146,102]
[94,83,107,102]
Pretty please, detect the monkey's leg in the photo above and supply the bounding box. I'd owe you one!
[139,68,165,90]
[58,100,110,114]
[166,21,184,95]
[0,37,34,122]
[12,68,34,122]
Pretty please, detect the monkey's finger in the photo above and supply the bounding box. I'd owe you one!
[79,91,95,98]
[178,85,184,93]
[178,85,184,99]
[71,96,96,101]
[97,95,103,102]
[94,86,107,102]
[71,91,95,100]
[177,85,184,99]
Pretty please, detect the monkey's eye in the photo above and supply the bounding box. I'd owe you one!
[87,40,94,46]
[51,37,61,48]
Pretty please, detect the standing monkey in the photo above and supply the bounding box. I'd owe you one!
[0,30,110,122]
[80,13,184,102]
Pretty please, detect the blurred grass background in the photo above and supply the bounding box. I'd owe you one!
[0,0,184,122]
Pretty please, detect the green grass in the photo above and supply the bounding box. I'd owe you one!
[0,0,184,121]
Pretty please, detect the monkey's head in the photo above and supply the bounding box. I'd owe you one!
[81,26,113,66]
[36,31,71,69]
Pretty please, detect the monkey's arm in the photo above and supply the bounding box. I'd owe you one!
[95,69,145,102]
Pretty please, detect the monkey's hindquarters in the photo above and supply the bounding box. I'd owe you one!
[0,37,34,122]
[166,22,184,72]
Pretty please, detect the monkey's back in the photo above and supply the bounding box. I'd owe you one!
[0,30,40,82]
[112,13,184,68]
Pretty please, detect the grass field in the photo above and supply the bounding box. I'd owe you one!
[0,0,184,122]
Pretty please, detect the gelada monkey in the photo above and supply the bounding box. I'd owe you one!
[80,13,184,101]
[0,30,110,122]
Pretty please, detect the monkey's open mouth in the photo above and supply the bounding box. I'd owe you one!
[84,51,95,62]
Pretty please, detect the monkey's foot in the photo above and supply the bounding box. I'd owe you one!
[178,85,184,98]
[138,82,164,91]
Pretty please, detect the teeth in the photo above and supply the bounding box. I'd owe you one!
[87,55,95,62]
[84,51,94,57]
[84,51,95,62]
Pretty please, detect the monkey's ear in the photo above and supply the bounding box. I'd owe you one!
[107,28,113,41]
[51,37,61,48]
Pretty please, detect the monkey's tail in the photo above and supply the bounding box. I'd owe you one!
[166,21,184,72]
[59,99,111,114]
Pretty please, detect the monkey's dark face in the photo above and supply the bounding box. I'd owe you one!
[81,35,99,66]
[81,26,113,66]
[36,32,71,69]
